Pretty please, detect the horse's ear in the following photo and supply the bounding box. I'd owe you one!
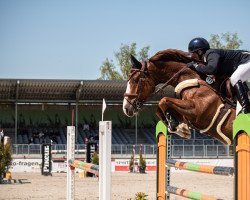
[130,55,142,69]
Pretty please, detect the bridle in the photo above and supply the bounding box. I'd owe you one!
[124,61,194,112]
[123,61,151,112]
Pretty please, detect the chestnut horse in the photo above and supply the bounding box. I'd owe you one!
[123,49,236,145]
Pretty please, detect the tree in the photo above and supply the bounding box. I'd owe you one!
[209,32,242,49]
[99,43,150,80]
[99,33,243,80]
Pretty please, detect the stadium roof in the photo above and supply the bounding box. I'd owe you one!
[0,79,174,104]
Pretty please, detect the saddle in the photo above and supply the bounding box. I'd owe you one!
[199,74,237,107]
[214,76,250,103]
[219,77,235,100]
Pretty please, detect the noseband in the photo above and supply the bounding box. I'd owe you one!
[124,61,150,111]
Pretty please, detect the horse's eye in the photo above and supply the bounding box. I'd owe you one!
[131,77,139,84]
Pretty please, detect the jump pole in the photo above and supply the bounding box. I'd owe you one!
[166,159,234,176]
[68,160,99,176]
[233,113,250,200]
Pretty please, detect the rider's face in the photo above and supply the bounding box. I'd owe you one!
[194,50,204,60]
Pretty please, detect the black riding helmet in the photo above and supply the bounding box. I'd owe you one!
[188,37,210,53]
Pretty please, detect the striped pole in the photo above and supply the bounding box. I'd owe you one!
[167,186,223,200]
[233,113,250,200]
[68,160,99,176]
[166,159,234,176]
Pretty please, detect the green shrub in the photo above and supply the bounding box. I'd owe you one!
[135,192,148,200]
[91,151,99,165]
[129,155,134,172]
[139,154,146,173]
[0,143,12,183]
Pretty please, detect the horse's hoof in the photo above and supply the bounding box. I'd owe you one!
[169,124,177,132]
[163,120,177,132]
[165,112,179,131]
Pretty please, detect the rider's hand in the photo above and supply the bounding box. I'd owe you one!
[187,61,199,70]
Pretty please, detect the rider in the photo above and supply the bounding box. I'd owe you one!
[187,37,250,114]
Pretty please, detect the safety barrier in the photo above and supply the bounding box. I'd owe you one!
[156,114,250,200]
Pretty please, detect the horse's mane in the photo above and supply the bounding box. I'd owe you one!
[149,49,199,64]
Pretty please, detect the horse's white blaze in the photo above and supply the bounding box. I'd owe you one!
[123,81,132,115]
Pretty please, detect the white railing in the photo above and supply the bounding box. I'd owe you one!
[12,143,234,158]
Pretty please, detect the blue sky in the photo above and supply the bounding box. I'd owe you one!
[0,0,250,80]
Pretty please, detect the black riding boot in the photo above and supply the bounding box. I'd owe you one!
[165,112,179,131]
[234,80,250,114]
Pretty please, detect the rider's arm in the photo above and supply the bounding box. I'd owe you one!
[195,52,220,75]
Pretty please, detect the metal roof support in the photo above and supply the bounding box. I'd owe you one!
[75,81,83,144]
[75,102,78,144]
[15,80,20,144]
[76,81,84,101]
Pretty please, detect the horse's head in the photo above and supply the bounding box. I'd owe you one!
[123,49,200,117]
[123,55,156,117]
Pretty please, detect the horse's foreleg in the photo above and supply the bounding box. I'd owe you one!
[156,107,166,121]
[156,106,179,131]
[158,97,197,122]
[157,97,195,139]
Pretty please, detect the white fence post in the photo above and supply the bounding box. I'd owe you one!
[67,126,75,200]
[99,121,112,200]
[67,122,111,200]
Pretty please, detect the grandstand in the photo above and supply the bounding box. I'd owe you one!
[0,79,229,157]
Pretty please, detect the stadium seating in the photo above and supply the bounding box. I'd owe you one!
[8,124,224,146]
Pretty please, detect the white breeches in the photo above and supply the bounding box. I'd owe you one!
[230,60,250,86]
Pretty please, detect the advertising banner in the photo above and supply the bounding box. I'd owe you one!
[41,144,52,176]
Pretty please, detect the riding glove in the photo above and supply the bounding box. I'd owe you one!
[187,61,199,70]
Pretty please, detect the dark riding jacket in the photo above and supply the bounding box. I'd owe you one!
[195,49,250,76]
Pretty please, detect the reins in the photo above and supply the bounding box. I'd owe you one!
[154,66,189,94]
